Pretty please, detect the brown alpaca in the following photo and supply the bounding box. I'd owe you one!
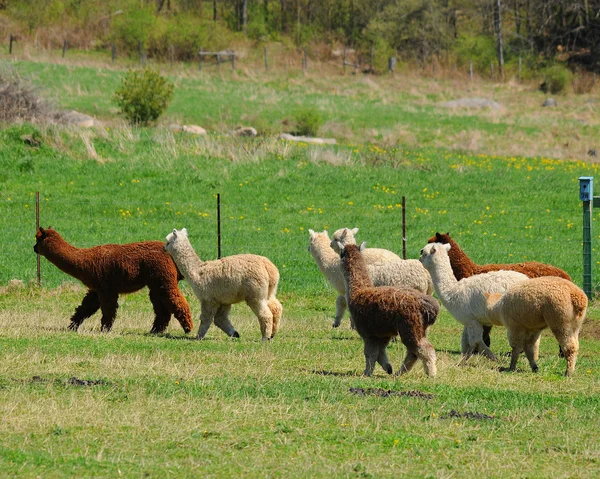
[34,227,193,334]
[338,242,439,377]
[427,233,571,281]
[428,232,571,351]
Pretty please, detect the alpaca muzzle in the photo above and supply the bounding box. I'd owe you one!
[33,244,38,254]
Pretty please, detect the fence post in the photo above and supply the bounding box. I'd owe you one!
[388,57,396,75]
[231,50,235,70]
[138,41,144,66]
[518,55,522,80]
[217,53,221,71]
[217,193,222,259]
[111,43,116,63]
[62,40,67,58]
[303,49,307,73]
[469,59,473,80]
[199,47,203,71]
[343,46,347,73]
[402,195,407,260]
[9,34,13,54]
[36,191,41,286]
[580,177,594,298]
[264,46,268,71]
[370,46,374,73]
[170,44,174,66]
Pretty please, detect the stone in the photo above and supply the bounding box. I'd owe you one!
[181,125,207,135]
[61,110,95,127]
[542,98,557,107]
[279,133,336,145]
[234,126,258,137]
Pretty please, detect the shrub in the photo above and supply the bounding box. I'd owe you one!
[540,64,572,94]
[112,68,174,126]
[293,108,323,137]
[0,67,50,122]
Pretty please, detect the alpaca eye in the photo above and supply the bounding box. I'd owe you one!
[420,249,423,255]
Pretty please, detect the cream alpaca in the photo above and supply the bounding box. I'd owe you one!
[419,242,527,360]
[309,229,433,327]
[164,228,283,340]
[485,277,587,376]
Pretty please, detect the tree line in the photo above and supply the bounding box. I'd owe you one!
[2,1,599,72]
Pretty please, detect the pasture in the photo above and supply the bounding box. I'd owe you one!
[1,59,600,477]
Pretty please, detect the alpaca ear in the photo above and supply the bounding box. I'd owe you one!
[359,241,366,251]
[446,232,450,235]
[435,232,442,240]
[430,245,436,254]
[323,230,328,237]
[335,241,344,253]
[172,229,178,237]
[309,229,315,237]
[443,243,451,252]
[39,227,46,234]
[339,229,347,240]
[351,227,359,235]
[182,228,188,236]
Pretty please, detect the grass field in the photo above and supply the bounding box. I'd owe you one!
[1,57,600,477]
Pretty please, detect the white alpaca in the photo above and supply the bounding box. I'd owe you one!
[485,276,587,376]
[309,229,433,327]
[164,228,283,341]
[419,242,527,360]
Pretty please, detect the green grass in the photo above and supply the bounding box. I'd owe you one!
[1,57,600,477]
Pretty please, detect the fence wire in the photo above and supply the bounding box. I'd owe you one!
[0,195,593,294]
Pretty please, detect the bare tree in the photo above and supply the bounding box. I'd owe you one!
[494,0,504,79]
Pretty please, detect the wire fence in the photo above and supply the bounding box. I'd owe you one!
[0,193,592,295]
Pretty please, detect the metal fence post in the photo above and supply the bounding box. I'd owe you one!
[579,176,594,298]
[217,193,222,259]
[402,195,407,260]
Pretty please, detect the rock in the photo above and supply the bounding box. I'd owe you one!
[542,98,557,107]
[61,110,95,127]
[181,125,207,135]
[234,126,258,137]
[279,133,336,145]
[588,149,597,157]
[440,98,503,110]
[586,99,598,104]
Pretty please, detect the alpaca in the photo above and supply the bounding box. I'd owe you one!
[33,227,193,333]
[428,232,571,350]
[485,277,587,376]
[338,242,439,377]
[164,228,283,341]
[419,242,528,360]
[309,229,432,328]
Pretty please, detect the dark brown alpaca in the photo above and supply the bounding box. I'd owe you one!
[338,242,439,377]
[427,232,571,350]
[34,227,193,334]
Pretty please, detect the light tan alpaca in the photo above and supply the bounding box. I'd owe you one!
[485,277,587,376]
[165,228,283,341]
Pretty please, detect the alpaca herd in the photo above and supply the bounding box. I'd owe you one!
[34,224,587,377]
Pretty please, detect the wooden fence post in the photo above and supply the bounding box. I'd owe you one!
[62,40,67,58]
[402,195,407,260]
[231,50,235,70]
[264,46,268,71]
[217,193,222,259]
[36,191,41,286]
[9,34,13,54]
[469,59,473,80]
[111,43,116,63]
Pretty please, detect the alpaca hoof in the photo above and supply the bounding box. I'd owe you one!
[67,322,79,332]
[384,364,393,375]
[232,331,240,338]
[499,366,515,373]
[332,322,340,328]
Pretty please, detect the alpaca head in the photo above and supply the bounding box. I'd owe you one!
[427,232,451,244]
[34,226,58,255]
[330,227,359,254]
[164,228,189,256]
[419,242,451,270]
[338,241,366,267]
[308,229,329,254]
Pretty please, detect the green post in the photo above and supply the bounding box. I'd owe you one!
[579,176,594,298]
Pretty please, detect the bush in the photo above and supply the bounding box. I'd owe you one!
[540,64,572,94]
[0,67,50,122]
[293,108,323,137]
[112,68,174,126]
[572,70,596,95]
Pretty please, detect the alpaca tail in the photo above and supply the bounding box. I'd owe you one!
[571,288,588,324]
[420,295,440,328]
[265,260,280,300]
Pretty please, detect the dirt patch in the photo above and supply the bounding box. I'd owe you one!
[23,376,111,387]
[580,318,600,340]
[349,387,434,399]
[440,409,495,420]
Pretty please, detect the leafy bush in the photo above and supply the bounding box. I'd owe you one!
[540,64,572,94]
[112,68,174,126]
[293,108,323,137]
[453,35,496,75]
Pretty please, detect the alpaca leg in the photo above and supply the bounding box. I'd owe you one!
[506,328,525,372]
[398,350,419,376]
[149,289,171,334]
[197,302,218,340]
[524,330,543,373]
[362,338,379,377]
[467,320,496,361]
[376,340,393,375]
[333,294,347,328]
[417,339,437,377]
[482,325,492,347]
[554,331,580,377]
[98,292,119,332]
[247,299,274,341]
[214,304,239,338]
[69,290,100,331]
[460,326,471,358]
[157,287,193,334]
[268,298,283,339]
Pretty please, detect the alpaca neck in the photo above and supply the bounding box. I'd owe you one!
[448,239,478,277]
[342,248,373,300]
[311,240,341,276]
[172,240,205,281]
[41,239,89,281]
[427,255,459,301]
[485,298,505,326]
